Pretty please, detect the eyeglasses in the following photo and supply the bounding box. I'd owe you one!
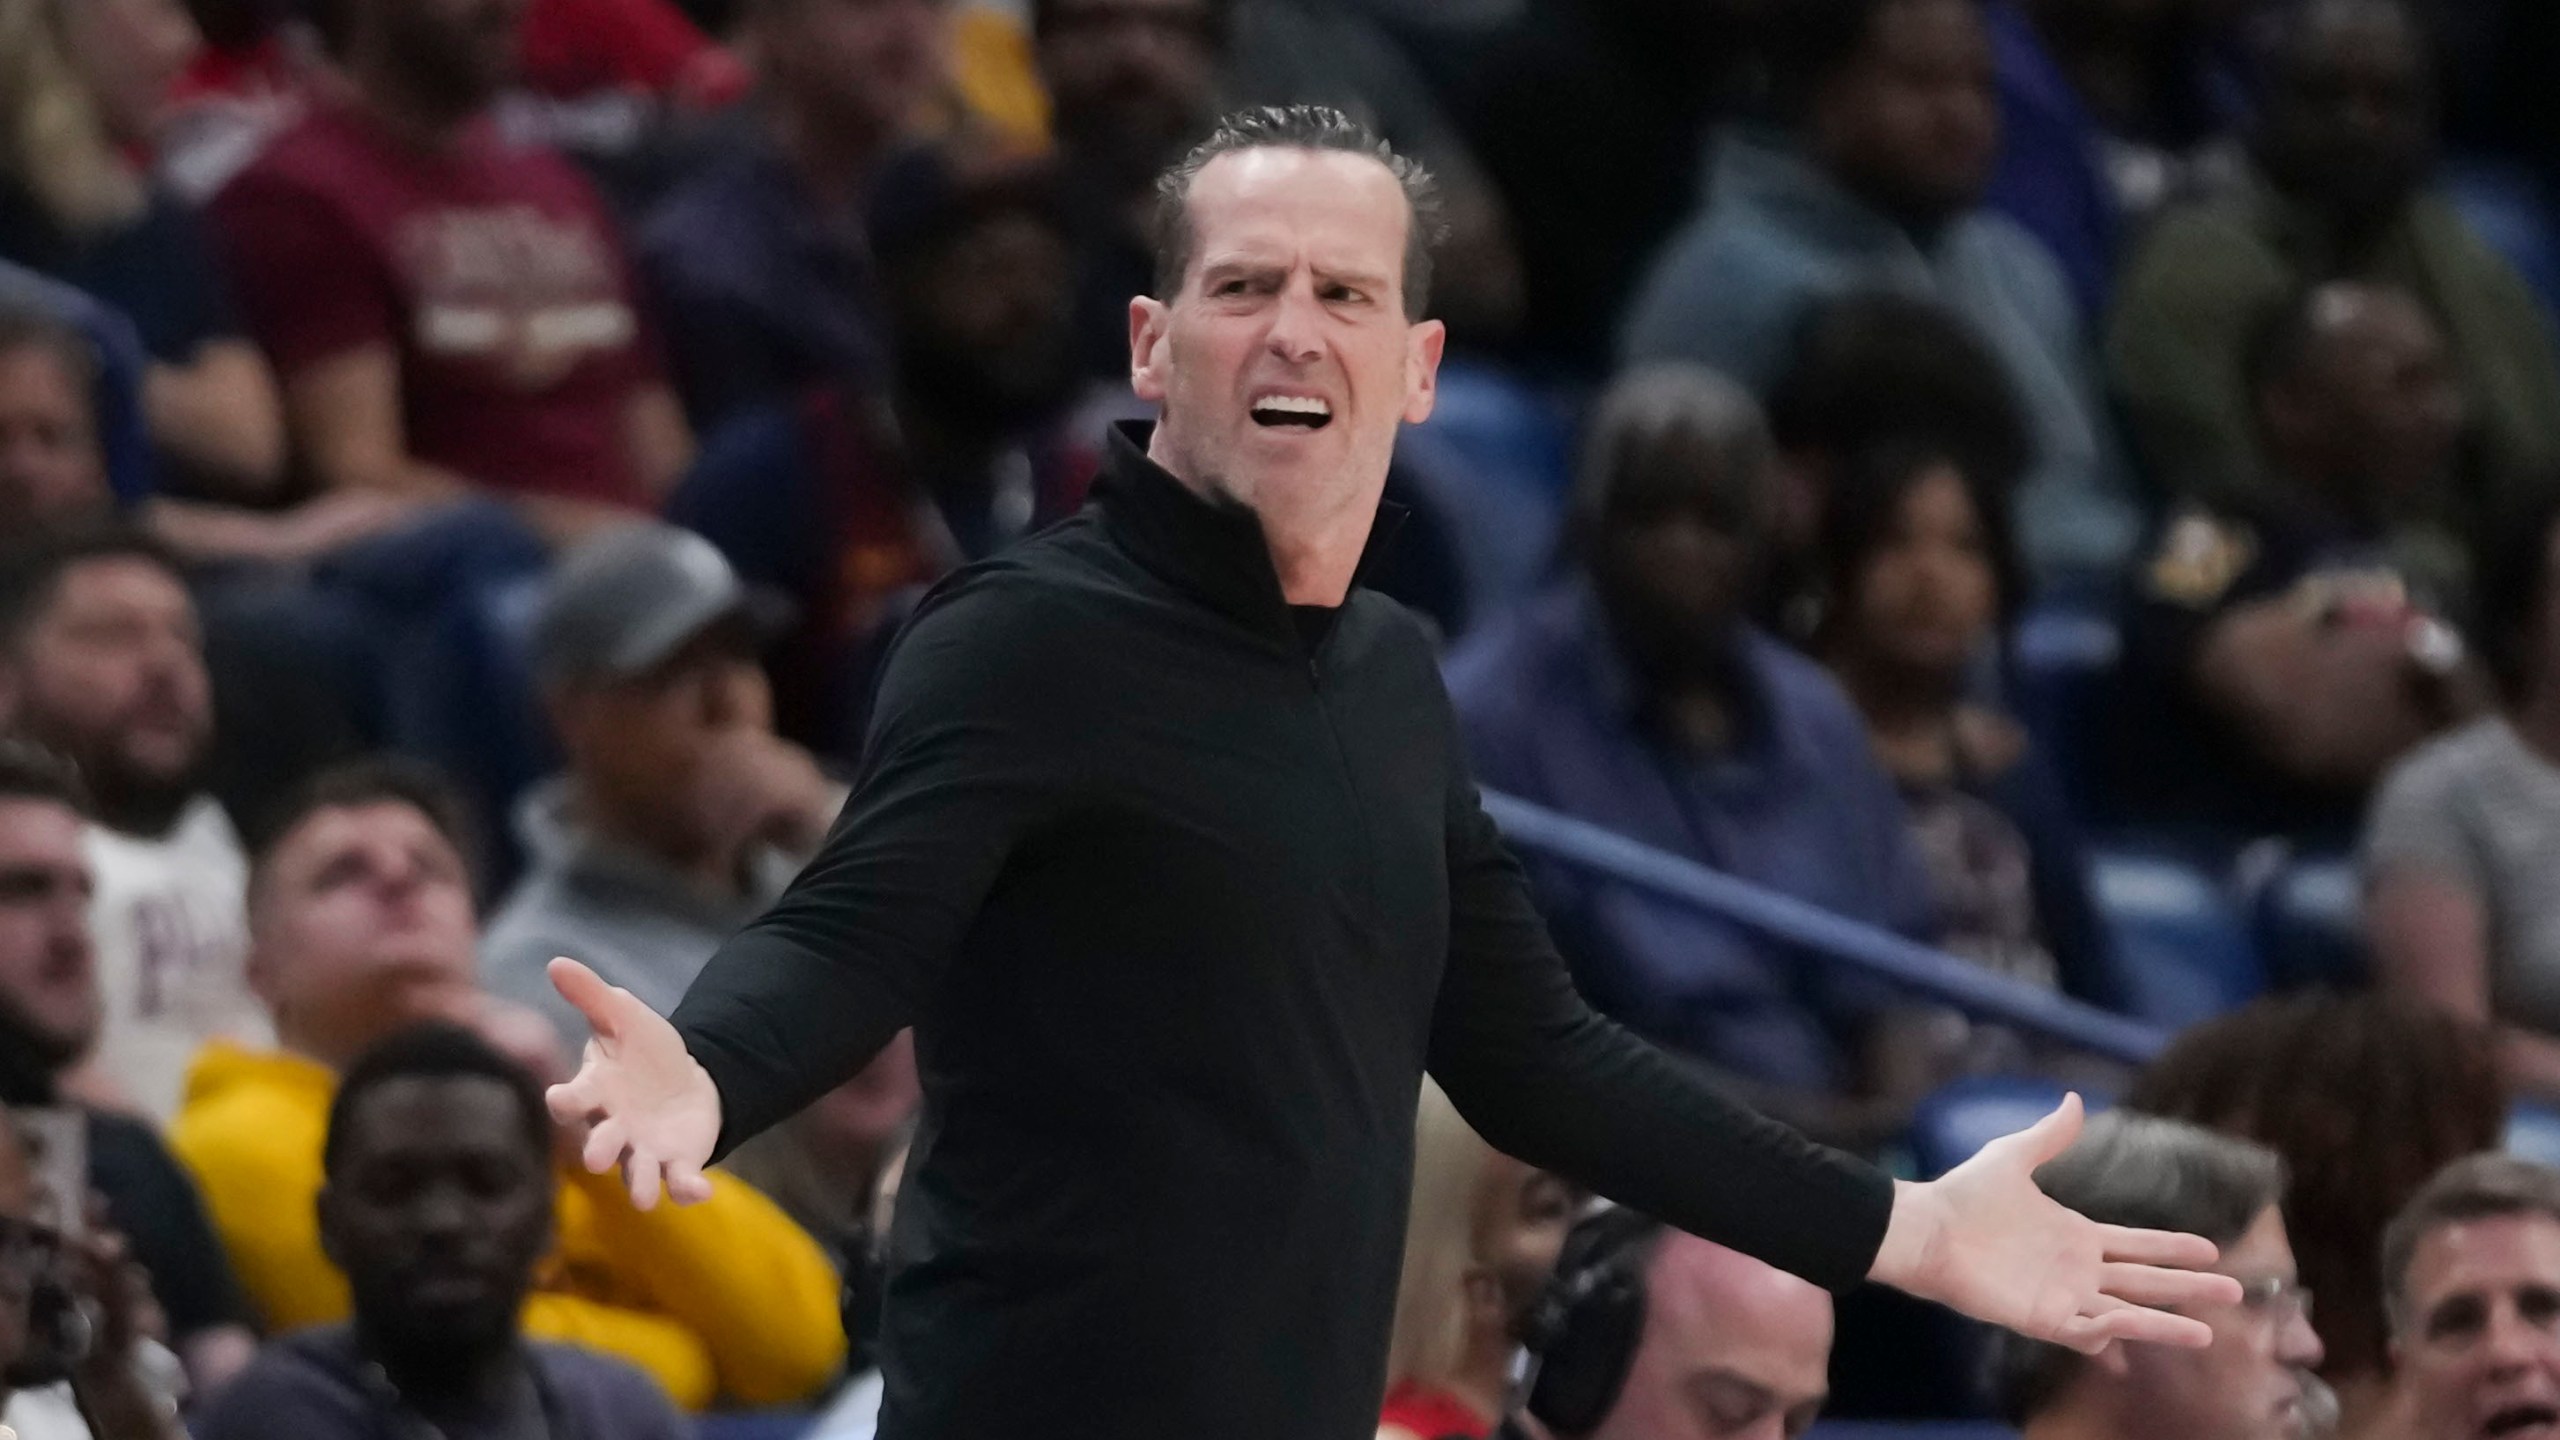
[2235,1276,2315,1328]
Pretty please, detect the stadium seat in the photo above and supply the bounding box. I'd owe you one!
[2249,850,2367,991]
[2007,604,2120,824]
[2444,155,2560,319]
[2508,1101,2560,1170]
[2088,850,2262,1029]
[1907,1075,2107,1180]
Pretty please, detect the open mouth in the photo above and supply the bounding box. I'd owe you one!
[2485,1403,2560,1437]
[1250,396,1332,431]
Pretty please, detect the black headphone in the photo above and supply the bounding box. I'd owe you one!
[1512,1206,1666,1438]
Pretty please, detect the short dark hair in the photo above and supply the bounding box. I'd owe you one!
[1993,1113,2287,1423]
[0,741,85,813]
[2470,484,2560,704]
[1570,362,1776,549]
[323,1022,552,1178]
[0,524,185,654]
[0,300,99,404]
[2381,1154,2560,1338]
[1764,0,1983,120]
[1031,0,1230,42]
[1150,105,1446,321]
[1766,292,2033,498]
[245,756,484,908]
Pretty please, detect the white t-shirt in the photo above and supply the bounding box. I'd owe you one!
[83,796,270,1123]
[2,1382,92,1438]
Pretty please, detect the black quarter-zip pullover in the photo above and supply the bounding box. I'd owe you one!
[670,422,1893,1440]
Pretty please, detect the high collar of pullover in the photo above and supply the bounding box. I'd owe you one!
[1092,420,1406,645]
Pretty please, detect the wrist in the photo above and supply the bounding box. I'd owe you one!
[1870,1178,1941,1290]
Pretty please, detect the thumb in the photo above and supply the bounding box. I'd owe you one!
[2011,1092,2087,1168]
[547,957,622,1042]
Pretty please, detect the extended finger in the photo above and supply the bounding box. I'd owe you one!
[581,1116,629,1176]
[2060,1299,2216,1353]
[2005,1092,2088,1168]
[548,958,623,1042]
[623,1148,663,1212]
[2100,1261,2243,1310]
[2099,1223,2223,1269]
[546,1076,598,1126]
[664,1159,714,1206]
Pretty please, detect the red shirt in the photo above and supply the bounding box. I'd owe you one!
[1380,1381,1495,1440]
[209,96,661,507]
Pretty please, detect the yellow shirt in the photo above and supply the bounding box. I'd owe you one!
[170,1042,846,1410]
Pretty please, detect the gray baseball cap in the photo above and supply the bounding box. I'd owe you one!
[531,522,791,685]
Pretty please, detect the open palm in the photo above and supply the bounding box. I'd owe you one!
[544,957,723,1210]
[1877,1094,2243,1353]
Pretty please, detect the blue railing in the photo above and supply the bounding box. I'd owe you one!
[1480,791,2172,1066]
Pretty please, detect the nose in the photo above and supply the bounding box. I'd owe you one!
[1263,279,1324,366]
[2279,1307,2326,1370]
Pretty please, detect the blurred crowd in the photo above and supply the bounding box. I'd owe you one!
[8,0,2560,1433]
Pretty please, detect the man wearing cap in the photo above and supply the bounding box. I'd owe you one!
[481,522,847,1045]
[547,107,2242,1440]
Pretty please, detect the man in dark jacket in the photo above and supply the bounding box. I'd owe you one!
[546,104,2238,1440]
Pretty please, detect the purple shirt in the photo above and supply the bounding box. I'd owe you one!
[193,1326,691,1440]
[1444,580,1939,1092]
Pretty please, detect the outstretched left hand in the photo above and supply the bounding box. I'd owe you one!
[1869,1093,2243,1354]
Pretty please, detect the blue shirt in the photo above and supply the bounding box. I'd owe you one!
[1620,128,2137,577]
[1445,580,1939,1093]
[1983,2,2121,322]
[638,129,888,429]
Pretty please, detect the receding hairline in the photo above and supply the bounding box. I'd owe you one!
[1166,145,1419,287]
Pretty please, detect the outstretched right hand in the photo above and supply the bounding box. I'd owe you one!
[544,957,722,1211]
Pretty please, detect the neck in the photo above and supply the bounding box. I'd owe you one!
[348,54,483,146]
[771,95,892,214]
[572,780,743,898]
[1833,647,1957,734]
[2020,1402,2123,1440]
[365,1325,524,1417]
[1145,426,1376,607]
[1441,1334,1515,1426]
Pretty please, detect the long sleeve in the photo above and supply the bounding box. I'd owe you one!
[670,573,1077,1155]
[2105,201,2291,509]
[1425,761,1895,1294]
[521,1293,716,1411]
[555,1164,845,1406]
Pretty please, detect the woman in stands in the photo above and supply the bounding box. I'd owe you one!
[1376,1079,1583,1440]
[0,0,283,494]
[1814,441,2121,1093]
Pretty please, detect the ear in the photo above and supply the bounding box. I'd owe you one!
[1130,296,1172,404]
[1401,318,1447,426]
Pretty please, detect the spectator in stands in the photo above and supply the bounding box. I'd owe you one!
[0,263,156,508]
[1622,0,2135,577]
[639,0,955,427]
[171,758,845,1411]
[1377,1077,1581,1440]
[2114,281,2483,838]
[1509,1206,1835,1440]
[667,149,1090,748]
[0,0,286,496]
[2368,489,2560,1105]
[721,1030,918,1263]
[1814,441,2120,1017]
[0,303,114,529]
[208,0,694,548]
[194,1024,688,1439]
[2383,1153,2560,1440]
[0,1102,191,1440]
[482,522,844,1037]
[0,528,268,1124]
[1759,291,2035,639]
[1983,0,2237,322]
[1995,1113,2326,1440]
[2130,992,2508,1440]
[1445,364,1939,1152]
[0,742,256,1396]
[2109,0,2560,520]
[1035,0,1223,383]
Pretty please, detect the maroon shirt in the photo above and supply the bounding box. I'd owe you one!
[210,97,661,507]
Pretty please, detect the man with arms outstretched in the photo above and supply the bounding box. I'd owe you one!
[548,105,2235,1440]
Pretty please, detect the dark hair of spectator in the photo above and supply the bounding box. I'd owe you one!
[323,1022,552,1178]
[870,149,1071,277]
[1151,105,1446,321]
[1031,0,1230,43]
[2470,485,2560,705]
[1763,0,1984,121]
[1817,438,2026,639]
[1994,1114,2288,1423]
[245,756,484,909]
[0,524,184,652]
[2127,992,2505,1381]
[0,740,84,814]
[0,301,98,403]
[1765,292,2033,498]
[2380,1154,2560,1337]
[1567,363,1775,556]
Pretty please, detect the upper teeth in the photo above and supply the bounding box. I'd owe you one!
[1256,396,1329,416]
